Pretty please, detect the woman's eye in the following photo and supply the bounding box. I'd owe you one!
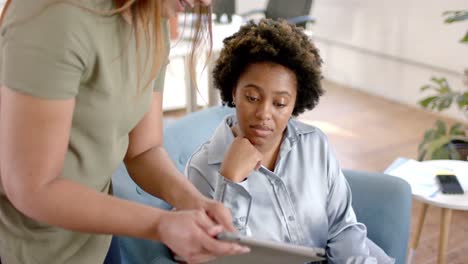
[246,95,259,102]
[274,102,287,108]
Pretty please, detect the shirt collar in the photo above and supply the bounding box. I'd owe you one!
[207,114,317,165]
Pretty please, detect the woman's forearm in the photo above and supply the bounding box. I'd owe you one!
[10,176,165,241]
[125,145,204,210]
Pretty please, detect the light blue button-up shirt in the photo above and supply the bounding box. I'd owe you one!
[186,115,378,263]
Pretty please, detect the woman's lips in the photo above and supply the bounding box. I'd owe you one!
[250,125,273,137]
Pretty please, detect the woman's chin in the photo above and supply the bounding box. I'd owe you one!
[248,136,268,148]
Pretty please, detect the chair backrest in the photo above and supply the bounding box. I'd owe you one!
[343,170,412,264]
[265,0,313,21]
[212,0,236,23]
[163,106,235,172]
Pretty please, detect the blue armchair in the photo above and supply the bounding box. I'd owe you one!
[112,106,411,264]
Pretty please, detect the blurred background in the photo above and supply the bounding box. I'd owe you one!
[0,1,466,263]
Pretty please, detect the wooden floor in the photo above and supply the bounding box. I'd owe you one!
[298,81,468,264]
[165,80,468,263]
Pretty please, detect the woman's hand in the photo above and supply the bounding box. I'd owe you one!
[199,196,237,232]
[155,210,249,263]
[220,137,263,183]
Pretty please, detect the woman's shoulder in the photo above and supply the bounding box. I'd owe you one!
[5,1,91,23]
[3,0,110,40]
[187,116,234,169]
[1,1,113,65]
[289,118,330,143]
[187,142,210,168]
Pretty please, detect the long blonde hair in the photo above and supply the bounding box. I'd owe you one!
[0,0,213,91]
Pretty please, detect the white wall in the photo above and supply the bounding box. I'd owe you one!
[237,0,468,120]
[236,0,266,13]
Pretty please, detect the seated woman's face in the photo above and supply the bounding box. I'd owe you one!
[232,62,297,150]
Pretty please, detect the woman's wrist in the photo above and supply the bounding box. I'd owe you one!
[149,209,169,241]
[131,206,167,241]
[219,167,244,183]
[169,186,206,210]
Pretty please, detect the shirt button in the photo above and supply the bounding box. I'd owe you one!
[288,216,295,221]
[178,156,186,166]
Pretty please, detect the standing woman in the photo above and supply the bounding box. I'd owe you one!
[0,0,248,263]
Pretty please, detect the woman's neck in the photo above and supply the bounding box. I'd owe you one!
[258,133,284,172]
[261,145,281,171]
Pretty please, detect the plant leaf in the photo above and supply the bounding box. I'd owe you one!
[457,92,468,109]
[437,96,453,111]
[420,85,433,92]
[418,149,427,161]
[419,96,438,108]
[461,31,468,43]
[432,147,451,160]
[435,120,447,136]
[424,135,452,160]
[443,11,468,23]
[431,77,446,86]
[419,129,436,151]
[449,123,467,136]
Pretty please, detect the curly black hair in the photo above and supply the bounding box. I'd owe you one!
[213,19,323,116]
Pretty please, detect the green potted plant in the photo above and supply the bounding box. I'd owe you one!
[418,10,468,161]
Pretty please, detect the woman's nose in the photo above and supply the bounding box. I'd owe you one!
[255,103,272,121]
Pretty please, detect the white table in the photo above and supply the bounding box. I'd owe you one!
[405,160,468,264]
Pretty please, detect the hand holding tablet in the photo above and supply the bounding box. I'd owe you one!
[209,232,326,264]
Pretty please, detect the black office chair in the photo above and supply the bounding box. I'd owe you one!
[242,0,315,28]
[212,0,236,23]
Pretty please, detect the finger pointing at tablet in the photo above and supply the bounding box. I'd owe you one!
[156,210,249,263]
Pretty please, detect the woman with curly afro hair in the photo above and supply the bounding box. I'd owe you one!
[186,19,394,264]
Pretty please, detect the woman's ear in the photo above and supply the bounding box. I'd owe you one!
[232,87,237,105]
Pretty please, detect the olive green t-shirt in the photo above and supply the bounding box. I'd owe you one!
[0,0,169,263]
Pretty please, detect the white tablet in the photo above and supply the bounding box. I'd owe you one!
[209,232,326,264]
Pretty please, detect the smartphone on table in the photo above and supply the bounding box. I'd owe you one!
[436,174,464,195]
